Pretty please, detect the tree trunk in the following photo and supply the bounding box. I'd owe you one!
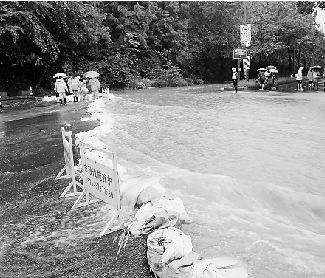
[288,55,292,76]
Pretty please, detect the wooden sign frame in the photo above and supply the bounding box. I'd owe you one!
[55,126,83,198]
[72,143,133,236]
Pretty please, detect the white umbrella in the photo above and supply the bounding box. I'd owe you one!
[84,71,100,78]
[53,73,67,78]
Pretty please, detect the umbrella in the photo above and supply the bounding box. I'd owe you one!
[269,69,278,73]
[266,65,276,70]
[257,68,267,71]
[311,66,322,70]
[53,73,67,78]
[84,71,100,78]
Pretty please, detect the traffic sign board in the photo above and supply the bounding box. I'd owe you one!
[243,56,250,70]
[233,48,248,59]
[240,24,251,47]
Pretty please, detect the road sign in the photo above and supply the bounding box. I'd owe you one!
[243,56,250,70]
[72,143,133,236]
[233,48,248,59]
[240,24,251,47]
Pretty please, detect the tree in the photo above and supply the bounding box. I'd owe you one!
[0,1,109,93]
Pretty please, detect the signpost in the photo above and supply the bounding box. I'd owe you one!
[56,124,83,198]
[71,143,133,236]
[233,49,248,80]
[240,24,251,47]
[243,56,250,80]
[238,2,251,80]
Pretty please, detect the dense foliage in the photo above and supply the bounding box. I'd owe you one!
[1,1,325,94]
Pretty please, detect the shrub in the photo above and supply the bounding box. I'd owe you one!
[129,79,147,90]
[152,79,168,87]
[194,78,204,85]
[170,77,189,87]
[184,78,194,86]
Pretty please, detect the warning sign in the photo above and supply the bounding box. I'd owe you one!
[81,154,119,207]
[240,24,251,47]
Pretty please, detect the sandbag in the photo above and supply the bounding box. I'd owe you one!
[191,257,248,278]
[161,251,201,278]
[120,176,164,208]
[137,185,175,206]
[147,227,193,277]
[128,197,191,235]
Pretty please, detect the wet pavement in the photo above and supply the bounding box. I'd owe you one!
[0,100,154,278]
[0,82,324,277]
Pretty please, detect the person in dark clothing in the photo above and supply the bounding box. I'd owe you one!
[232,68,238,93]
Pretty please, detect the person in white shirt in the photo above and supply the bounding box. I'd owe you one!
[89,77,100,100]
[0,95,3,112]
[71,76,80,102]
[296,66,303,91]
[231,68,238,93]
[79,79,89,101]
[55,78,68,105]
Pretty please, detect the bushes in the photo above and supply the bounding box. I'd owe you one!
[194,78,204,85]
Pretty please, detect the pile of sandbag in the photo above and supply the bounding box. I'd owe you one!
[120,176,191,235]
[73,98,248,277]
[146,227,248,278]
[117,175,248,278]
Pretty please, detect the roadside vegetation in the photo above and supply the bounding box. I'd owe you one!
[1,1,325,95]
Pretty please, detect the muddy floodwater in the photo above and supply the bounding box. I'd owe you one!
[1,84,325,278]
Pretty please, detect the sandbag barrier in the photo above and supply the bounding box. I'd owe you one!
[61,99,249,278]
[119,177,249,278]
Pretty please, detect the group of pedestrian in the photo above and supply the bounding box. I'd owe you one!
[256,67,278,91]
[54,74,100,105]
[306,67,321,91]
[296,66,322,91]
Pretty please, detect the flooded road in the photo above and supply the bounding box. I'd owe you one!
[1,83,325,278]
[101,83,325,277]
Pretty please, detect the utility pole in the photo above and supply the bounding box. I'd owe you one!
[244,1,247,24]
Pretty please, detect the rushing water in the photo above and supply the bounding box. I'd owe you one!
[3,86,324,278]
[97,85,325,277]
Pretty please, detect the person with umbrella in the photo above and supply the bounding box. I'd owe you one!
[78,78,89,101]
[311,66,322,90]
[71,75,80,102]
[307,67,313,90]
[54,73,68,105]
[86,71,100,101]
[257,68,266,90]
